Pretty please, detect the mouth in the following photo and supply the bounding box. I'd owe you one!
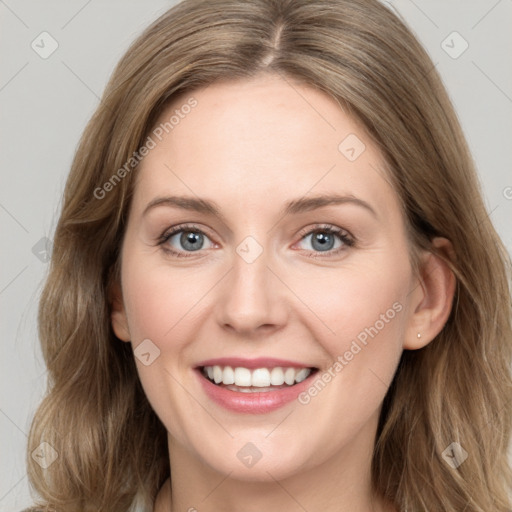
[193,357,321,413]
[198,364,319,393]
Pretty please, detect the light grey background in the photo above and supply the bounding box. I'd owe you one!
[1,1,511,510]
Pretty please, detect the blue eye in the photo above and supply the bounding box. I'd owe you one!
[158,223,354,258]
[159,225,214,257]
[296,226,354,256]
[301,230,340,252]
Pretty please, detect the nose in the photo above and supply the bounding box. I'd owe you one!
[215,242,289,337]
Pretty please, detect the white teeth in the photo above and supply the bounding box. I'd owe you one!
[251,368,270,387]
[295,368,310,383]
[234,367,252,386]
[270,367,285,385]
[223,366,235,385]
[202,365,313,388]
[284,368,296,385]
[213,366,223,384]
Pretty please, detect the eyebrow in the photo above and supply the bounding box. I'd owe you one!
[143,193,378,220]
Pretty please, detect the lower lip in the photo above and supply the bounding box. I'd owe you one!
[195,368,317,414]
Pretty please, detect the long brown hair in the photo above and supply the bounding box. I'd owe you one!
[26,1,512,510]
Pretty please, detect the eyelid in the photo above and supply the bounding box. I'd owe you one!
[295,223,354,242]
[157,223,215,243]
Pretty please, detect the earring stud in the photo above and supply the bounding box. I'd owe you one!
[417,333,421,338]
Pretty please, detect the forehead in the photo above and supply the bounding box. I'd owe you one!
[133,74,398,222]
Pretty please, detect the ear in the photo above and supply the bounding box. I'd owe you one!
[403,237,456,350]
[109,280,131,342]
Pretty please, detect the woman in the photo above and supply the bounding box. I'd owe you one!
[25,0,512,511]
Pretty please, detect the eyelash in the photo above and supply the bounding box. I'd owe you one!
[157,223,355,259]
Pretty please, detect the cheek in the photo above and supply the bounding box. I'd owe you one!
[286,259,408,442]
[120,253,209,440]
[285,255,409,372]
[294,262,409,342]
[122,254,211,342]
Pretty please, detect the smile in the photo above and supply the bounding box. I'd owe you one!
[201,365,314,391]
[194,358,319,413]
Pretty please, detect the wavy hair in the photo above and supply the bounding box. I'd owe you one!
[25,0,512,510]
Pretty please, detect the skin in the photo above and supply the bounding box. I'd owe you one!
[110,73,455,512]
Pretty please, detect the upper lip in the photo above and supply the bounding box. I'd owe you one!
[195,357,317,370]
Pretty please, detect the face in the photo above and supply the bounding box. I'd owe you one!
[112,73,422,482]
